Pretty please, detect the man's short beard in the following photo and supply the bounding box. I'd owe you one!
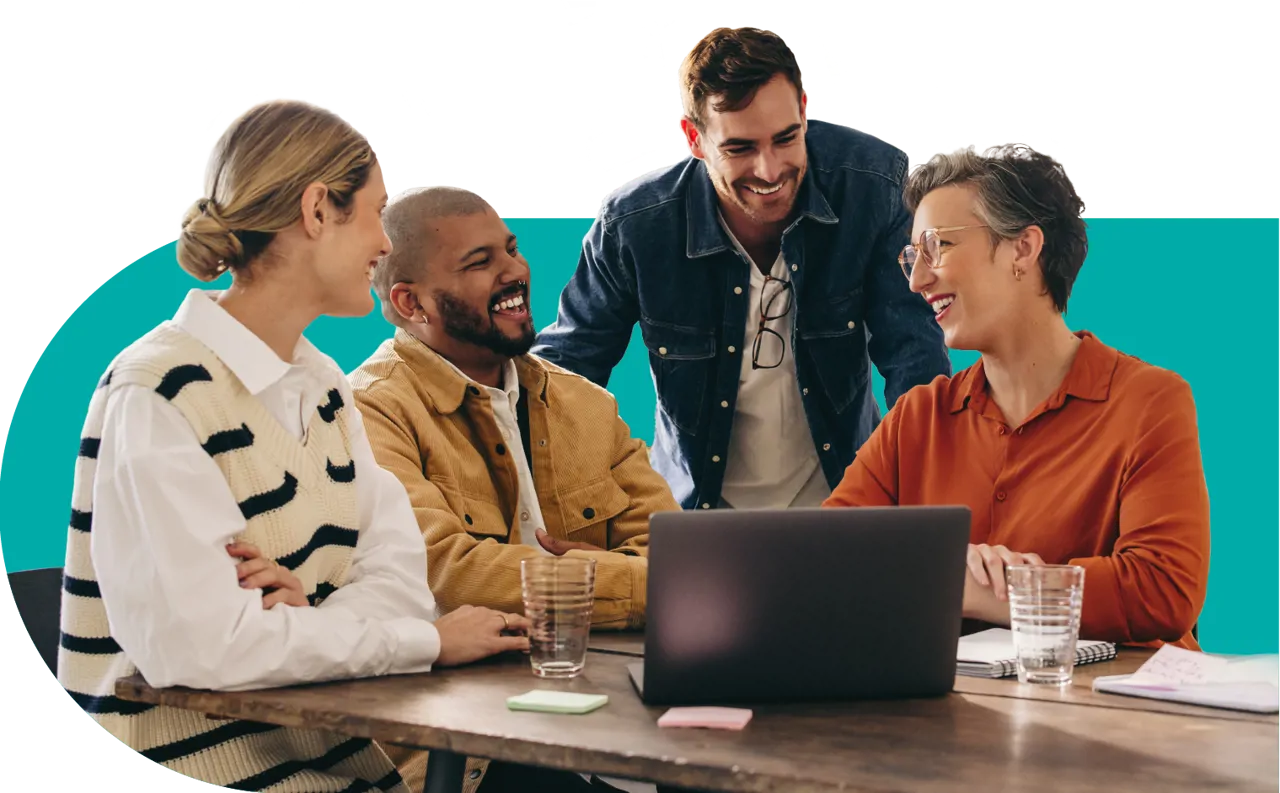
[434,289,535,358]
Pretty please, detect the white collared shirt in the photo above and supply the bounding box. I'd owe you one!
[717,217,831,510]
[89,289,442,692]
[435,355,648,792]
[437,356,550,554]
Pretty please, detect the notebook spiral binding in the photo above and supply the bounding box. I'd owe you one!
[994,641,1117,679]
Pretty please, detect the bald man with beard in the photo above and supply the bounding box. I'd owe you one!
[352,185,679,629]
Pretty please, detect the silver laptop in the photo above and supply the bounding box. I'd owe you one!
[629,506,970,706]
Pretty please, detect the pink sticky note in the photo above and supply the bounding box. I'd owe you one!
[657,706,753,730]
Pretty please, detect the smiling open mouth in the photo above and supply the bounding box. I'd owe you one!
[490,282,529,319]
[741,168,804,198]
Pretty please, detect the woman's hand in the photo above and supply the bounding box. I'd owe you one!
[227,542,308,609]
[434,604,532,667]
[966,543,1046,602]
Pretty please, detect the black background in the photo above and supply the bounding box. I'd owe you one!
[2,4,1269,787]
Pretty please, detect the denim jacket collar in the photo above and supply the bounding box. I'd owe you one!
[685,160,839,260]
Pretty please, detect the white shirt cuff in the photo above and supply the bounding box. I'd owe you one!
[388,618,442,673]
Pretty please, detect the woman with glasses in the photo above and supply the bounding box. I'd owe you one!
[823,145,1209,650]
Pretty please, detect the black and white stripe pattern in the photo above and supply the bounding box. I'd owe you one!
[57,323,402,793]
[317,388,345,423]
[326,458,356,483]
[203,423,255,456]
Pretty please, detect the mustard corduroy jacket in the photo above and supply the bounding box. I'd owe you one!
[349,328,680,630]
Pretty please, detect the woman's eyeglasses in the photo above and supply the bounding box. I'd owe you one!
[898,225,989,279]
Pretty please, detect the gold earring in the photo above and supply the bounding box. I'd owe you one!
[1014,268,1024,281]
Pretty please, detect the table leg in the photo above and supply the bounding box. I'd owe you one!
[422,749,466,793]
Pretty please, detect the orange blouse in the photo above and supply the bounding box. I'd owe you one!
[824,332,1210,650]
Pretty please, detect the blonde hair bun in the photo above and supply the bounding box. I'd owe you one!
[177,198,242,282]
[174,100,375,283]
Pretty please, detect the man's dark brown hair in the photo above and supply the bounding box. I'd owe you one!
[679,27,803,130]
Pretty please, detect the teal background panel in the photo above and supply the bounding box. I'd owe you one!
[2,218,1275,654]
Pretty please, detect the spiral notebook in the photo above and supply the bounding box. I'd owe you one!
[957,628,1117,678]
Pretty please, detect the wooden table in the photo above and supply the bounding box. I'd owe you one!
[116,640,1279,793]
[587,629,646,658]
[588,631,1280,724]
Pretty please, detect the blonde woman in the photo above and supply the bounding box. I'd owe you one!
[56,100,529,792]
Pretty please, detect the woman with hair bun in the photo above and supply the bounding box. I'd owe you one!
[56,100,530,792]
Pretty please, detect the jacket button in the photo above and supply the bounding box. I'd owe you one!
[727,346,736,354]
[583,507,595,520]
[822,443,831,451]
[996,492,1007,502]
[464,514,473,525]
[658,347,668,356]
[496,443,506,455]
[469,769,482,780]
[467,386,480,396]
[847,321,856,329]
[720,400,729,408]
[701,503,710,509]
[734,286,743,295]
[539,439,547,446]
[712,455,721,462]
[791,264,798,272]
[803,388,809,396]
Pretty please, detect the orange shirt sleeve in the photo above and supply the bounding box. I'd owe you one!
[1070,374,1211,645]
[823,395,905,508]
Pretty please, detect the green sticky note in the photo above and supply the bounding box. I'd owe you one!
[506,690,609,714]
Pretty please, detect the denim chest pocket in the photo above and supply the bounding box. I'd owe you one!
[798,287,868,414]
[639,317,715,436]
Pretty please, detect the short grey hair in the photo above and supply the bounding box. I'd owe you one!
[903,144,1088,313]
[374,186,492,325]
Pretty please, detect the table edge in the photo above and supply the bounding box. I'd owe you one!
[113,676,858,792]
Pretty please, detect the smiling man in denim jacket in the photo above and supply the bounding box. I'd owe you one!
[533,27,951,512]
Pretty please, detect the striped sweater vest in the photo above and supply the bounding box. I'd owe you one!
[55,323,409,793]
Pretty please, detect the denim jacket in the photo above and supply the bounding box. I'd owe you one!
[532,119,951,510]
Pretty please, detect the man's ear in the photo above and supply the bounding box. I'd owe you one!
[680,118,706,161]
[388,282,428,324]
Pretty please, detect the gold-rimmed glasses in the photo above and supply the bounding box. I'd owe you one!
[898,225,989,279]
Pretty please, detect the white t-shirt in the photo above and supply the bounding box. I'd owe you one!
[717,217,831,510]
